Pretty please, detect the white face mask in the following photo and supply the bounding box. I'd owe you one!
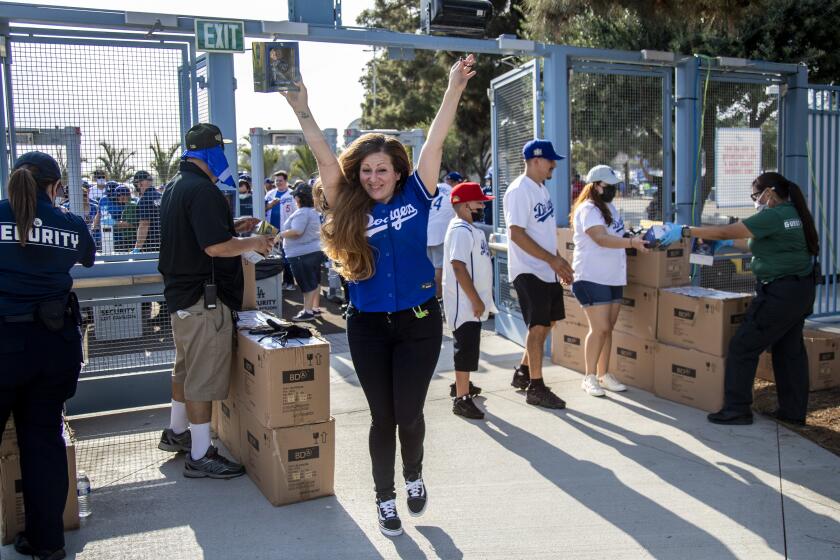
[96,178,106,186]
[754,200,767,211]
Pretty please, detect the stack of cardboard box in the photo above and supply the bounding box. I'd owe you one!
[215,306,335,507]
[756,328,840,391]
[0,416,79,544]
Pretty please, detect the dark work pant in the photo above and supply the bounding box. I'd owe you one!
[723,276,816,420]
[279,245,296,286]
[0,319,82,551]
[347,299,443,499]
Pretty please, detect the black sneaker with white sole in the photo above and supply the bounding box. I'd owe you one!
[376,497,403,536]
[511,366,530,390]
[526,383,566,409]
[405,476,428,516]
[184,445,245,479]
[449,381,482,398]
[158,428,192,453]
[453,395,485,419]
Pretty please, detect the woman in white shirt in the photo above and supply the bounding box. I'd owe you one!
[571,165,648,397]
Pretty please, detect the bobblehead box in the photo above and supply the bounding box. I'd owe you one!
[615,283,659,340]
[556,227,575,261]
[657,286,753,357]
[1,428,78,545]
[0,417,16,458]
[212,359,244,463]
[654,342,726,412]
[242,414,335,506]
[626,238,691,288]
[236,329,330,429]
[550,321,588,373]
[756,329,840,391]
[611,331,656,392]
[561,285,586,326]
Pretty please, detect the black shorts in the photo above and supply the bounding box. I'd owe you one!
[513,273,565,328]
[453,321,482,372]
[288,251,324,293]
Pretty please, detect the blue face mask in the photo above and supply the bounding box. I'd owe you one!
[182,146,236,188]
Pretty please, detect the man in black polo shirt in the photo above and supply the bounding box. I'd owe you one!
[131,170,161,253]
[158,123,271,478]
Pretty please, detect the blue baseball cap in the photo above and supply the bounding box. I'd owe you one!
[523,139,564,161]
[114,185,132,197]
[484,166,493,179]
[445,171,463,182]
[13,151,62,181]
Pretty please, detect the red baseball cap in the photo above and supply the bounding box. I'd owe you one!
[450,182,493,204]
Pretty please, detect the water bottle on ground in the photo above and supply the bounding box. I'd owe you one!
[100,206,114,255]
[77,470,92,518]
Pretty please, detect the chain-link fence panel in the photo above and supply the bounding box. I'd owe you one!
[196,55,209,123]
[492,68,535,231]
[8,38,186,257]
[569,70,666,229]
[696,77,781,293]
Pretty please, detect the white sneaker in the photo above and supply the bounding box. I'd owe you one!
[581,374,605,397]
[599,373,627,392]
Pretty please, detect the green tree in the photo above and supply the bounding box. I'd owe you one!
[149,135,181,184]
[356,0,526,180]
[97,141,135,182]
[290,145,318,179]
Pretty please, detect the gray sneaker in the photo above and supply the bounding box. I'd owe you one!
[184,445,245,479]
[158,428,191,453]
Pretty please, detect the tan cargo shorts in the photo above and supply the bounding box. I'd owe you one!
[171,298,234,402]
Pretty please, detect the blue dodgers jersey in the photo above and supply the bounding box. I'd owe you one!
[348,172,437,312]
[0,191,96,314]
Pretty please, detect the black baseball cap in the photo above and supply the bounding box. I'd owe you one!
[184,123,232,150]
[292,182,313,197]
[13,151,62,181]
[132,170,152,183]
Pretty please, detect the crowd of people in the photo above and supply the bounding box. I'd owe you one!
[0,49,823,556]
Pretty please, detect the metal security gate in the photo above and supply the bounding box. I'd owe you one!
[808,86,840,316]
[490,61,540,318]
[568,61,673,229]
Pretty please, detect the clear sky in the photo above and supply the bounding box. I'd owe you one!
[25,0,375,140]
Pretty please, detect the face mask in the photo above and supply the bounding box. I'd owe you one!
[96,178,106,186]
[601,184,617,203]
[239,193,250,200]
[470,208,485,222]
[754,201,767,212]
[182,146,236,188]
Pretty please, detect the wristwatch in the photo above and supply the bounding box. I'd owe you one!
[681,226,692,238]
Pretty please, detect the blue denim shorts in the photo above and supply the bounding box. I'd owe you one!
[571,281,624,307]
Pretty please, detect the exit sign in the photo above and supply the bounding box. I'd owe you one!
[195,19,245,53]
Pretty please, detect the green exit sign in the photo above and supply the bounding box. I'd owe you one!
[195,19,245,53]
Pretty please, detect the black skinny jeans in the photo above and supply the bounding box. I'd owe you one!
[347,298,442,500]
[723,275,816,420]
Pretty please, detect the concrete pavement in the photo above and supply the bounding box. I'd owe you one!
[6,327,840,559]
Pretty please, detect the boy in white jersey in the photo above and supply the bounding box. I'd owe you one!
[428,171,461,298]
[442,182,498,419]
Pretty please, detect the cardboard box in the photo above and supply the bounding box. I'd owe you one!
[755,330,840,391]
[657,286,753,357]
[557,227,575,261]
[242,415,335,506]
[611,331,656,392]
[654,343,726,412]
[1,417,17,458]
[562,285,586,326]
[550,322,588,373]
[626,238,690,288]
[615,283,658,340]
[214,398,242,463]
[242,257,257,311]
[237,330,330,428]
[1,444,79,545]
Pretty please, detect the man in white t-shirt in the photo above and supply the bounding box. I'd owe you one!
[427,171,461,298]
[503,139,573,409]
[89,169,108,202]
[442,182,498,419]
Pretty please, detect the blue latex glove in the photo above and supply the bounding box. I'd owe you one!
[130,248,141,254]
[711,239,734,253]
[658,222,684,247]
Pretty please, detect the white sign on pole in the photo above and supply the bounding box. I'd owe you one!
[94,303,143,341]
[714,128,762,208]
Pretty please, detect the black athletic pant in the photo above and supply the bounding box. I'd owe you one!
[0,318,81,551]
[723,275,816,421]
[346,298,442,499]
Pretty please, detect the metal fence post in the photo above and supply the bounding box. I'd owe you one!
[542,46,571,226]
[0,31,8,192]
[66,126,83,215]
[250,127,266,220]
[206,52,239,216]
[675,57,701,226]
[782,64,809,188]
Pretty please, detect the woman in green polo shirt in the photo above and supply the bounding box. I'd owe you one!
[672,172,820,426]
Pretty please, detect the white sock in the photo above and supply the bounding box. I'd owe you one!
[190,422,212,461]
[169,400,189,434]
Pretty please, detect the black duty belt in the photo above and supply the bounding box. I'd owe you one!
[0,313,36,323]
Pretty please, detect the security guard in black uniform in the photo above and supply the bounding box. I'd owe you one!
[670,172,820,426]
[0,152,95,560]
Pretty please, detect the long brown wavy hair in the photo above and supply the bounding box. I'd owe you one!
[314,133,411,281]
[570,182,613,229]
